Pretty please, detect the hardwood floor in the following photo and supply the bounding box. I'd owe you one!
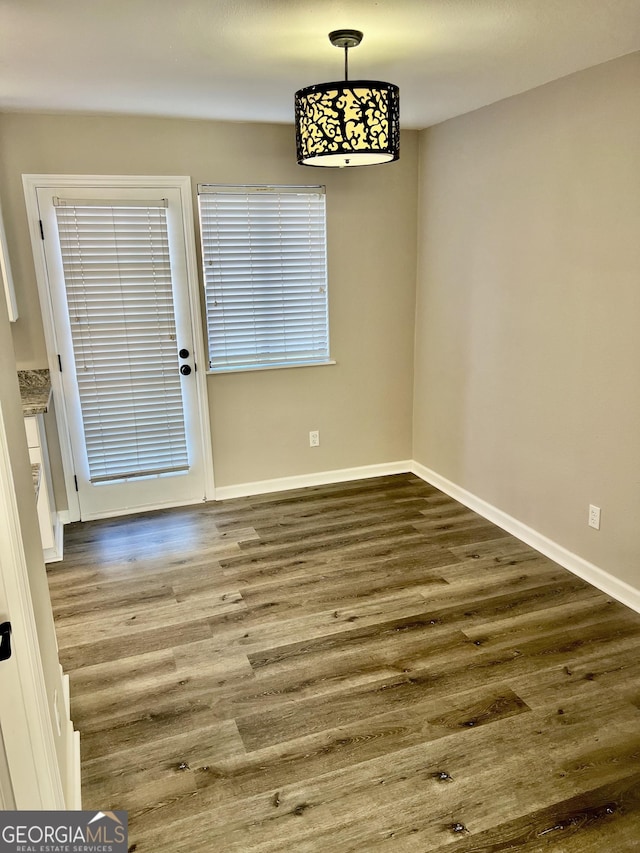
[48,474,640,851]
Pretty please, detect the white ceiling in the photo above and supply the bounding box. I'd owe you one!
[1,0,639,130]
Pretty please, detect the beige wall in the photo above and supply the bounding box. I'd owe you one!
[4,54,637,595]
[0,273,73,803]
[414,52,640,588]
[0,114,418,490]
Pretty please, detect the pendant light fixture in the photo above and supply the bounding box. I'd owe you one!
[295,30,400,168]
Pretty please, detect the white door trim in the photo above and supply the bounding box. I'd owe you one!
[23,175,215,522]
[0,400,66,808]
[0,727,16,809]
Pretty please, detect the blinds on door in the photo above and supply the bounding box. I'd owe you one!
[198,185,329,372]
[54,198,189,483]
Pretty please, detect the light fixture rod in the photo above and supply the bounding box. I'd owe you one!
[329,29,363,82]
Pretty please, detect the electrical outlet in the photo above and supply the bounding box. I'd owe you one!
[588,504,601,530]
[309,430,320,447]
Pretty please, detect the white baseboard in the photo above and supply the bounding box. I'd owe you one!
[214,460,413,501]
[43,512,65,563]
[411,461,640,615]
[59,666,81,809]
[72,729,81,809]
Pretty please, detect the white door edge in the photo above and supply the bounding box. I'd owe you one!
[174,177,216,501]
[0,400,66,808]
[0,726,16,809]
[22,174,215,520]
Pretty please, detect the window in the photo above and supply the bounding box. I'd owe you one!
[198,185,330,372]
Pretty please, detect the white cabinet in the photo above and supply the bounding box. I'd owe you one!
[24,414,60,561]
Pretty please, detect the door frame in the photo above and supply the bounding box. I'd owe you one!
[23,175,215,522]
[0,400,66,808]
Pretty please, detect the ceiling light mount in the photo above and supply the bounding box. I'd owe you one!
[295,29,400,168]
[328,29,363,50]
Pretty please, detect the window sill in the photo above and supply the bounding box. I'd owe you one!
[207,359,336,376]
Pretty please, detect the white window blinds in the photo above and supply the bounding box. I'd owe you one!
[54,198,189,483]
[198,185,329,372]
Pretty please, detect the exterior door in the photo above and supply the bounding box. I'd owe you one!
[32,179,212,520]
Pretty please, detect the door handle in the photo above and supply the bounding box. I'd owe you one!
[179,348,190,359]
[180,364,192,376]
[0,622,12,662]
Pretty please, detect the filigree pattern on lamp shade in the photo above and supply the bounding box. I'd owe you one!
[295,80,400,167]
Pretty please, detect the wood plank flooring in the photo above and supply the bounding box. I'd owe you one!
[47,474,640,851]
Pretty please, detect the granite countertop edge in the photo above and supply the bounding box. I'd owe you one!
[17,369,52,417]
